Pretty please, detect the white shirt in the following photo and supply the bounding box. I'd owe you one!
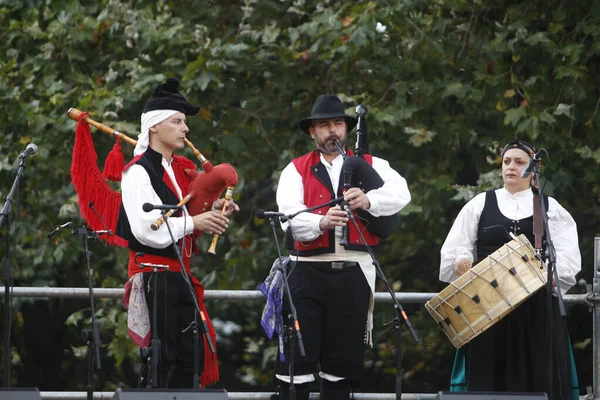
[276,152,411,242]
[121,158,194,249]
[439,187,581,295]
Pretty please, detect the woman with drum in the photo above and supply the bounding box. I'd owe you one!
[439,139,581,400]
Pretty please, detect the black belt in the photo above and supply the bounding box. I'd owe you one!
[300,261,360,269]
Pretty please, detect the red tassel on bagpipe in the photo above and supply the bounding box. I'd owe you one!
[70,112,122,246]
[103,136,125,182]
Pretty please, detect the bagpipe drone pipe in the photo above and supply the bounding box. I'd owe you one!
[340,105,398,239]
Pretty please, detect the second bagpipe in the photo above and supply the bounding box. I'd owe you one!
[67,107,238,254]
[333,104,399,241]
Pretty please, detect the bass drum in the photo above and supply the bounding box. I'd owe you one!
[425,234,547,348]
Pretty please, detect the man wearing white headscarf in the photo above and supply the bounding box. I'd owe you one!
[116,78,238,388]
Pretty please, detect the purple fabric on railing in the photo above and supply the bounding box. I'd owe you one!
[258,257,289,361]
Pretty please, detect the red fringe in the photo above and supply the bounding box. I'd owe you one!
[194,279,220,387]
[72,116,220,385]
[70,113,122,246]
[173,154,197,173]
[103,137,124,182]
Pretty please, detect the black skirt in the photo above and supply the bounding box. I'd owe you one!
[463,289,573,399]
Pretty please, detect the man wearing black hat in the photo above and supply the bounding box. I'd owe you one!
[116,78,238,388]
[273,95,411,400]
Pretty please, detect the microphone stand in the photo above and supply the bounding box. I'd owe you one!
[267,196,345,400]
[0,156,29,387]
[530,158,565,400]
[160,209,215,389]
[265,215,305,400]
[133,252,170,389]
[344,209,419,400]
[70,223,106,400]
[283,196,344,223]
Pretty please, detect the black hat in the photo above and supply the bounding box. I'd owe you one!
[143,78,200,116]
[298,95,358,134]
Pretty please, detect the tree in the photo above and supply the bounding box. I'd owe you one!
[0,0,598,393]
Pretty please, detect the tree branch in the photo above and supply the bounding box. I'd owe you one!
[553,81,567,110]
[456,2,478,63]
[232,107,279,156]
[588,96,600,125]
[372,74,398,107]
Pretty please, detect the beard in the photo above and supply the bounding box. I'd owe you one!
[315,133,347,155]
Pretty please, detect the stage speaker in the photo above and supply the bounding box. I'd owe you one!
[0,388,41,400]
[113,388,229,400]
[436,392,548,400]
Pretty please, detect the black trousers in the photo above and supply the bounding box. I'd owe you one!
[275,261,371,383]
[143,271,205,388]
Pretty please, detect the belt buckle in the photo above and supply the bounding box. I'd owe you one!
[332,261,344,269]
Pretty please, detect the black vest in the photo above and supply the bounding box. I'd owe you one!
[116,147,185,258]
[476,190,548,262]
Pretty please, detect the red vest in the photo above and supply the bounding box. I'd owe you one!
[115,148,196,273]
[289,150,379,256]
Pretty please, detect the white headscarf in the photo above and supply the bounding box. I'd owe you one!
[134,109,180,156]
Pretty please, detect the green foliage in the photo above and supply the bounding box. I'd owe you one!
[0,0,598,394]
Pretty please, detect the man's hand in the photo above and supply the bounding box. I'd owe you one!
[212,198,240,217]
[319,205,348,231]
[192,211,229,234]
[343,187,370,210]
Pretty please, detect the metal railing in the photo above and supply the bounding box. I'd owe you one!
[1,287,590,304]
[2,236,599,400]
[37,392,437,400]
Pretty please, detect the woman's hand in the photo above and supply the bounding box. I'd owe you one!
[452,255,473,277]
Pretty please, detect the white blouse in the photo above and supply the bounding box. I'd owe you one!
[439,187,581,295]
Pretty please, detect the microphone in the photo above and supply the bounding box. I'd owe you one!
[354,105,367,156]
[18,143,38,159]
[355,104,367,117]
[47,221,73,239]
[521,150,543,178]
[88,201,113,236]
[255,209,287,221]
[142,202,182,212]
[340,202,351,214]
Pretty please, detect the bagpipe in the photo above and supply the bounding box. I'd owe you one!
[68,108,238,254]
[337,105,398,239]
